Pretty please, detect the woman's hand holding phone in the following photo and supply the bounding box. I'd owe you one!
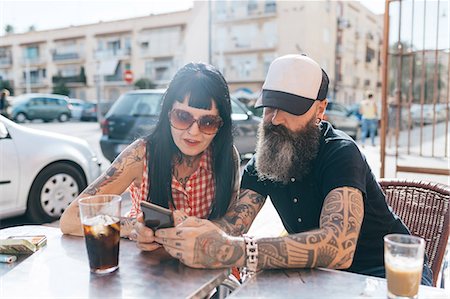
[133,214,162,251]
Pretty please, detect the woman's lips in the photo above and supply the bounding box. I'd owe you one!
[184,139,200,146]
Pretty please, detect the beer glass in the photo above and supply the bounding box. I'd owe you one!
[78,195,121,274]
[384,234,425,299]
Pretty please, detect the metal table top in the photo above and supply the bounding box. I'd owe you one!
[0,225,228,299]
[230,268,449,298]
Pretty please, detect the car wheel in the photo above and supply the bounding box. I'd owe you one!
[14,112,27,123]
[58,113,69,122]
[26,163,86,223]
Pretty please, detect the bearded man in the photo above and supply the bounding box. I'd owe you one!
[151,54,432,285]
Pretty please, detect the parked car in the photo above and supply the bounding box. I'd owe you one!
[67,98,86,120]
[7,93,72,123]
[80,101,114,121]
[323,101,360,140]
[411,104,448,125]
[100,89,261,162]
[0,115,101,222]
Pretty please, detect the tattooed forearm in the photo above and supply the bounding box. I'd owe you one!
[84,140,144,194]
[213,189,266,236]
[257,187,364,270]
[192,231,244,267]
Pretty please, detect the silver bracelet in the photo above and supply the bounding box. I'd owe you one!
[243,234,258,276]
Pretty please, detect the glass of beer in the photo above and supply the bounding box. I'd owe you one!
[384,234,425,299]
[78,195,121,274]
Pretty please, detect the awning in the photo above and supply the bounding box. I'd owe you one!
[97,59,118,76]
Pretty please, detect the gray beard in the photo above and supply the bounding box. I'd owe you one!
[255,118,321,184]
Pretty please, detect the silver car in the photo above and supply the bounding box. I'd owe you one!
[100,89,261,162]
[0,115,101,222]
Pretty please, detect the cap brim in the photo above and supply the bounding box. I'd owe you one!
[255,90,316,116]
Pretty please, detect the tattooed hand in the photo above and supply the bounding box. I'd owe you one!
[155,217,246,269]
[134,214,161,251]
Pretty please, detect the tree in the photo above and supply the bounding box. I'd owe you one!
[4,24,14,34]
[134,78,156,89]
[28,25,36,32]
[52,77,70,96]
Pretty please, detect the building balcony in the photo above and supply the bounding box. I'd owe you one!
[219,43,276,55]
[140,48,177,58]
[20,78,47,87]
[21,57,46,66]
[0,57,12,68]
[52,52,83,62]
[94,48,131,60]
[215,5,277,23]
[52,74,86,85]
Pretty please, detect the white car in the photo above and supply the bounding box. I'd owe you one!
[68,98,86,120]
[0,115,101,223]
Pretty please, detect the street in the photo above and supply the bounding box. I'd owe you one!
[2,119,449,229]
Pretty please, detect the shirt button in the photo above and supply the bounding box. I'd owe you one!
[186,186,192,191]
[297,217,302,223]
[291,178,295,182]
[185,208,191,213]
[293,198,298,203]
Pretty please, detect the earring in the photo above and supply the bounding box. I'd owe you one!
[315,118,322,126]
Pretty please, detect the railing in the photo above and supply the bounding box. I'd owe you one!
[21,57,46,65]
[0,57,12,66]
[94,48,131,60]
[52,52,82,61]
[52,75,86,84]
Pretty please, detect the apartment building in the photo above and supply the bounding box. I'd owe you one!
[211,0,383,104]
[0,1,382,105]
[0,3,209,101]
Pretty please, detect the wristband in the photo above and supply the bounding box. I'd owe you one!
[243,234,258,275]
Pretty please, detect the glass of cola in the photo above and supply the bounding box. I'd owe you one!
[78,195,121,274]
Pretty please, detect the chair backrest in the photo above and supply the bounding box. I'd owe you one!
[379,178,450,286]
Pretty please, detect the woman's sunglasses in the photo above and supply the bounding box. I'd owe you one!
[168,109,223,135]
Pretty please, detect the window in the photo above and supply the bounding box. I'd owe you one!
[265,0,276,13]
[231,24,257,48]
[145,58,173,81]
[24,46,39,60]
[247,0,258,15]
[263,22,277,47]
[366,47,375,63]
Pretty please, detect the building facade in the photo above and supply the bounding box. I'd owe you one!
[0,1,382,105]
[210,0,383,104]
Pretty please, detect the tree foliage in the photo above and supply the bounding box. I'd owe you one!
[134,77,156,89]
[52,78,70,96]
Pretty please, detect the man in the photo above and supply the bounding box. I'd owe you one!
[359,91,378,147]
[149,54,432,285]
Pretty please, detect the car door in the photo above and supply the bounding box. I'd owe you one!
[0,120,20,215]
[26,97,46,120]
[231,98,261,157]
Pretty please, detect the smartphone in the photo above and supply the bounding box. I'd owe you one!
[140,201,174,230]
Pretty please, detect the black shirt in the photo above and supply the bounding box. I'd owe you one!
[241,121,410,274]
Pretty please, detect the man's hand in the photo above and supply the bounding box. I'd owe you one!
[155,214,245,269]
[132,214,161,251]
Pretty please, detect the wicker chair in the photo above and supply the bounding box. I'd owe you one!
[379,179,450,287]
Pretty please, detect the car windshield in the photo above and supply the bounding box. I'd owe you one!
[107,93,163,116]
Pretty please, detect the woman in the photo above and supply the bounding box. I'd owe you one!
[60,63,240,243]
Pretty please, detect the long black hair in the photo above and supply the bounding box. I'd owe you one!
[145,62,234,219]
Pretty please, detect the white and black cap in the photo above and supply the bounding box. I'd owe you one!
[255,54,329,116]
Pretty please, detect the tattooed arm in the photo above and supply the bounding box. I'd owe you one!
[213,188,267,236]
[59,139,145,237]
[257,187,364,269]
[156,186,363,270]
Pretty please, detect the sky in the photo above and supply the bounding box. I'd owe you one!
[0,0,385,35]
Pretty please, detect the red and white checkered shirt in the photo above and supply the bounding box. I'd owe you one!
[127,146,215,219]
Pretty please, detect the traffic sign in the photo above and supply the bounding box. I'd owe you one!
[124,70,133,84]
